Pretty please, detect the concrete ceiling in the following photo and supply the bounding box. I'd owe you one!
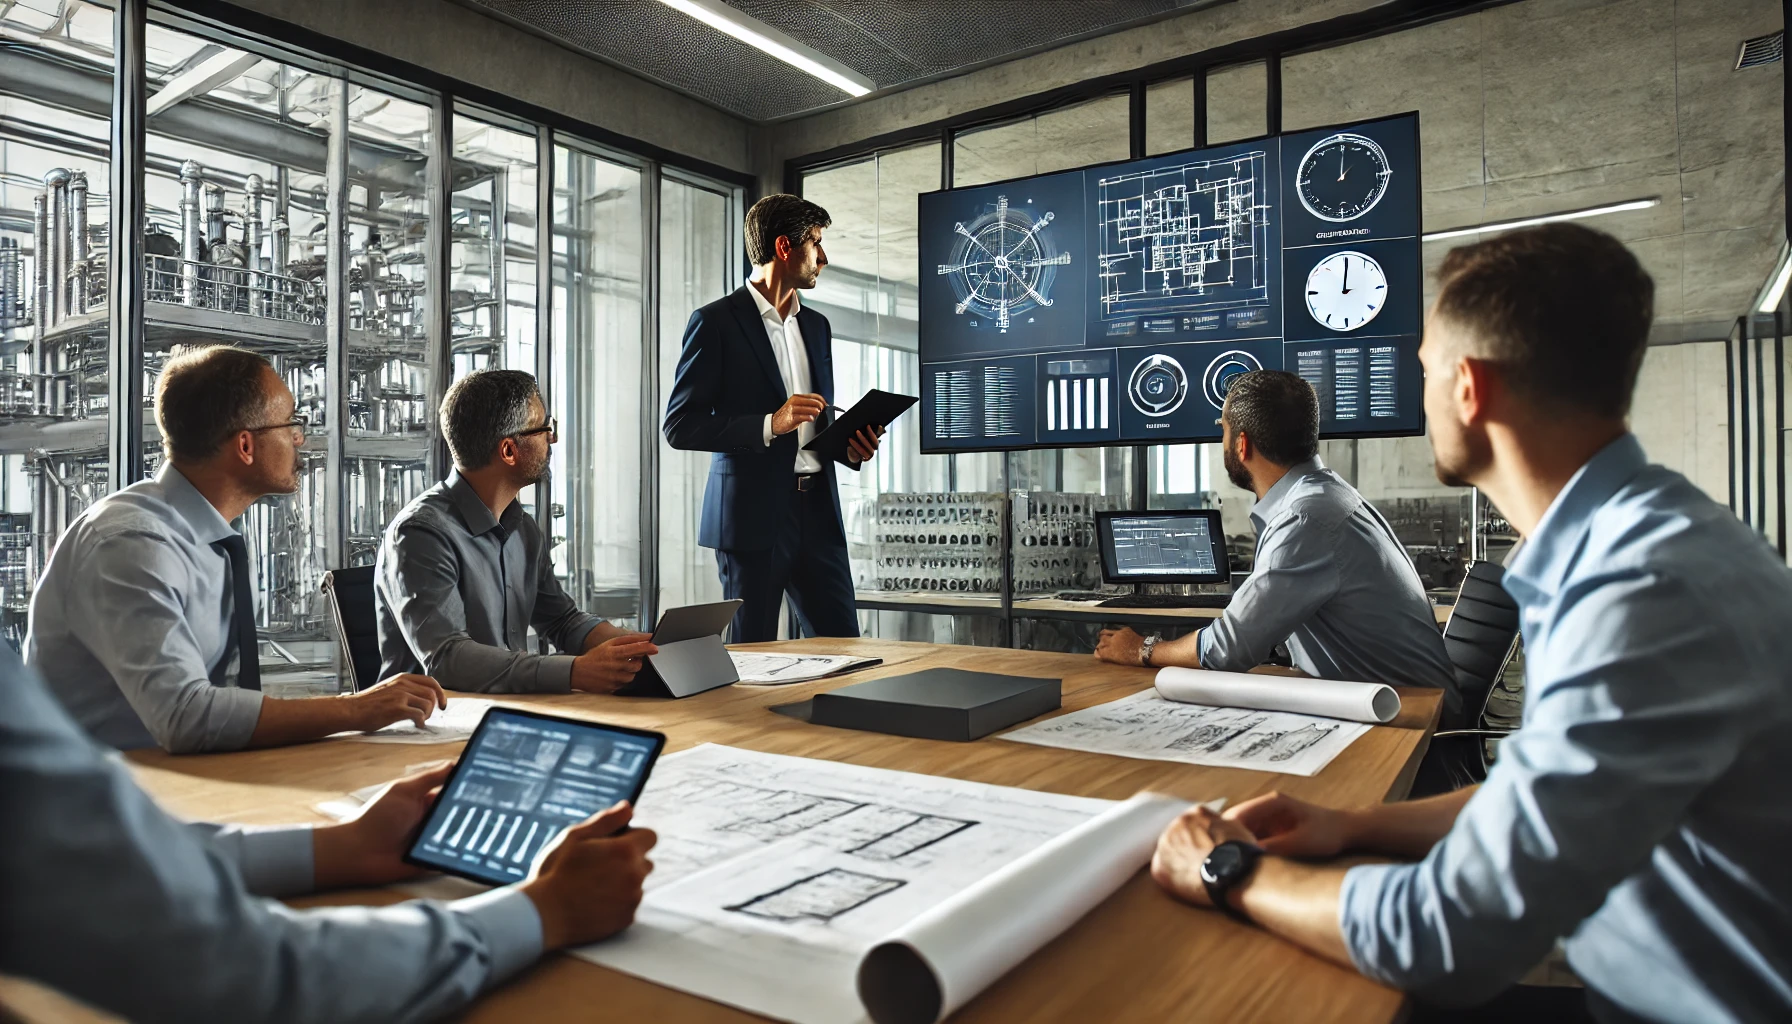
[802,0,1785,345]
[457,0,1222,122]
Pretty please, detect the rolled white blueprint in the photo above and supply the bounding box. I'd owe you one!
[1154,666,1400,724]
[856,793,1197,1024]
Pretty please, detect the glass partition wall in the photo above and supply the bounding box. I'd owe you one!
[0,3,741,674]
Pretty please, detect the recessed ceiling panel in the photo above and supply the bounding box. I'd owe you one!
[463,0,1211,121]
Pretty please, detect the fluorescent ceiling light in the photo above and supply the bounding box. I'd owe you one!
[653,0,873,97]
[1758,245,1792,313]
[1421,197,1661,242]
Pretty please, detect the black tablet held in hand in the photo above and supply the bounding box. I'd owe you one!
[803,389,917,461]
[405,708,665,886]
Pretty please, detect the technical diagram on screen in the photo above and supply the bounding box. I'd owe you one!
[918,112,1422,452]
[1097,510,1230,585]
[1096,149,1274,321]
[937,194,1073,332]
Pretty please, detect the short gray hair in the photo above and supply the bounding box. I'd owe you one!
[441,369,540,470]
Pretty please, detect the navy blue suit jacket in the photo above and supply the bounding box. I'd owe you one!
[663,285,857,552]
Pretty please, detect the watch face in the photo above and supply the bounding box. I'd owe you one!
[1304,251,1387,332]
[1201,841,1247,885]
[1296,132,1392,223]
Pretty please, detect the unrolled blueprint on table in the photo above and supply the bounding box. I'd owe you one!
[570,743,1115,1024]
[1001,689,1369,776]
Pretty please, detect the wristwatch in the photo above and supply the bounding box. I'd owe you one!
[1200,840,1264,921]
[1139,634,1162,668]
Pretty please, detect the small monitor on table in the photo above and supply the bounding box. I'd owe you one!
[1096,510,1230,586]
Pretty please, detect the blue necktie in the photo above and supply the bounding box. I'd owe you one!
[210,534,261,692]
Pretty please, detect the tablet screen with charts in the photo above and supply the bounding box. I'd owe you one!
[405,708,665,886]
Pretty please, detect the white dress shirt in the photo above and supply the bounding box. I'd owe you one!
[748,278,823,475]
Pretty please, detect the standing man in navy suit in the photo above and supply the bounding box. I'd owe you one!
[664,194,882,642]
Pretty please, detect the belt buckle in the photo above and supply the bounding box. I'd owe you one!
[796,475,814,492]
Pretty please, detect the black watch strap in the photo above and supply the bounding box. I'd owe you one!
[1200,840,1264,922]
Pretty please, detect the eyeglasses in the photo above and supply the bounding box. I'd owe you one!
[246,413,308,438]
[513,415,558,444]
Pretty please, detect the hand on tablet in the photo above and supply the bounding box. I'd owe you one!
[313,760,456,890]
[571,633,659,693]
[846,424,884,464]
[522,801,658,949]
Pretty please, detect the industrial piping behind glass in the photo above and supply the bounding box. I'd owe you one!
[3,160,432,651]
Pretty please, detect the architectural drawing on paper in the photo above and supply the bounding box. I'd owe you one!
[661,776,983,862]
[936,194,1073,332]
[726,868,907,923]
[1234,722,1339,762]
[1097,152,1272,319]
[1001,691,1370,777]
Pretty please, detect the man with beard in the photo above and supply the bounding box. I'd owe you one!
[1145,225,1792,1021]
[376,369,657,693]
[28,345,445,752]
[1095,369,1451,692]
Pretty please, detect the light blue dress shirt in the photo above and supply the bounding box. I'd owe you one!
[0,647,542,1023]
[26,463,265,752]
[1340,435,1792,1021]
[1198,457,1453,692]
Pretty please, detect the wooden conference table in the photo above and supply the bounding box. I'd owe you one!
[122,638,1441,1024]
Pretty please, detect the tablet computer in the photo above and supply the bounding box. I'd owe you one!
[405,707,665,886]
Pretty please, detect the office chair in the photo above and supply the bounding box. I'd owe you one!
[320,566,381,693]
[1410,560,1522,797]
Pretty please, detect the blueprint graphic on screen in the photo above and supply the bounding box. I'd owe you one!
[1096,150,1273,320]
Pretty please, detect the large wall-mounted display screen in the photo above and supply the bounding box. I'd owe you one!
[918,113,1421,453]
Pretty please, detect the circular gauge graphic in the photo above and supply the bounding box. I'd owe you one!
[1201,350,1263,410]
[1128,353,1188,417]
[935,194,1073,333]
[1304,250,1387,332]
[1296,132,1392,223]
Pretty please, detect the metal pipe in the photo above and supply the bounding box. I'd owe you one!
[0,238,18,330]
[244,172,264,316]
[270,216,288,275]
[30,193,45,342]
[69,171,88,316]
[44,168,70,328]
[243,173,264,268]
[203,181,226,249]
[179,159,203,305]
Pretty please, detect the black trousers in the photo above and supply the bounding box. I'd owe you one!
[1411,985,1602,1024]
[715,483,861,643]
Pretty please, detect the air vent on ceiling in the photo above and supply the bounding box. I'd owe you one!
[1736,31,1783,70]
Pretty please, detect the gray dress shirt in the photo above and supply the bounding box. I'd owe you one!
[376,471,604,692]
[26,463,264,753]
[1341,434,1792,1020]
[0,646,541,1023]
[1198,457,1452,692]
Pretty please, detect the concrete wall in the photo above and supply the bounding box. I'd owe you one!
[1632,341,1731,503]
[218,0,753,173]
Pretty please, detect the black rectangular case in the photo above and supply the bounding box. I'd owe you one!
[807,668,1061,741]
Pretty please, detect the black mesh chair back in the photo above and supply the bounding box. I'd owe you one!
[321,566,381,693]
[1440,561,1521,730]
[1411,560,1522,796]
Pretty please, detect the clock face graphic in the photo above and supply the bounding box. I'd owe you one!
[1296,132,1392,222]
[1304,251,1386,332]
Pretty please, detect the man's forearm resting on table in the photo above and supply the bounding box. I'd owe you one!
[245,693,363,748]
[1341,787,1477,859]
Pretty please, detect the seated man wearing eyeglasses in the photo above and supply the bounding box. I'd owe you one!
[28,345,447,753]
[374,369,656,695]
